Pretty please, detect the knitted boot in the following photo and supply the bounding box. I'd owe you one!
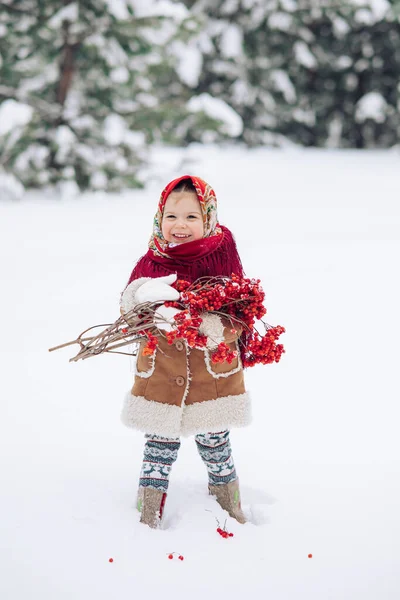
[137,487,167,529]
[209,478,246,524]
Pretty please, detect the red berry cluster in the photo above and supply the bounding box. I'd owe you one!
[241,326,286,368]
[142,332,158,356]
[215,517,234,538]
[210,342,238,364]
[167,274,266,323]
[168,552,184,560]
[217,526,234,539]
[140,274,285,368]
[165,311,208,349]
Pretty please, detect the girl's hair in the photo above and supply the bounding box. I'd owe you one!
[171,178,197,194]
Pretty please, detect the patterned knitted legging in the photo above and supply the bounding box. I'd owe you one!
[139,430,237,492]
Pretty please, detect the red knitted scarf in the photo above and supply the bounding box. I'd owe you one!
[127,225,244,284]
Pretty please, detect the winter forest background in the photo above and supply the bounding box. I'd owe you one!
[1,0,400,194]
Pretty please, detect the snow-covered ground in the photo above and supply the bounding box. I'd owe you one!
[1,146,399,599]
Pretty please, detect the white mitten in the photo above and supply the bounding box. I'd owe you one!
[154,304,182,332]
[134,274,180,305]
[120,277,151,314]
[199,313,225,349]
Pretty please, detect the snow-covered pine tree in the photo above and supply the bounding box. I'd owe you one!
[337,0,400,148]
[287,0,400,148]
[0,0,233,193]
[180,0,400,148]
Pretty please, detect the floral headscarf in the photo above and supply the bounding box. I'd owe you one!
[149,175,223,258]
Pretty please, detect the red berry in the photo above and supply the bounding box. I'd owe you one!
[308,554,313,559]
[109,558,114,563]
[179,555,184,561]
[168,554,173,559]
[229,533,234,537]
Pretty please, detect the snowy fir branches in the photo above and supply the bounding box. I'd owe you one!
[0,0,232,193]
[1,0,400,194]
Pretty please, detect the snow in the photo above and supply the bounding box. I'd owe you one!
[270,69,297,103]
[336,55,353,70]
[268,12,293,32]
[53,125,77,163]
[104,0,130,20]
[280,0,297,11]
[1,147,400,599]
[0,99,33,136]
[90,171,109,190]
[221,0,241,15]
[0,170,24,201]
[326,114,343,148]
[333,16,351,38]
[186,94,244,137]
[232,79,257,105]
[103,114,128,146]
[172,41,203,88]
[220,23,243,58]
[130,0,188,20]
[356,91,388,123]
[355,9,375,25]
[15,144,49,172]
[48,2,79,28]
[352,0,391,21]
[19,64,59,95]
[110,66,130,84]
[294,41,317,70]
[101,38,129,67]
[293,108,315,126]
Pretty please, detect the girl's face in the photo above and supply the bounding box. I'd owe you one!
[161,192,204,244]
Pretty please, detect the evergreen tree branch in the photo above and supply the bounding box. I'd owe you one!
[75,14,167,44]
[1,2,34,17]
[0,85,61,118]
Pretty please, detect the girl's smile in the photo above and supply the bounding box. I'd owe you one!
[162,191,204,244]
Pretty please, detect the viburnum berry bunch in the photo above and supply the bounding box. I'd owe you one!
[141,274,285,368]
[141,332,158,356]
[164,311,208,350]
[241,326,286,367]
[213,516,234,539]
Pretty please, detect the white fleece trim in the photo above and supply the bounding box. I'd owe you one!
[121,392,183,438]
[203,341,242,379]
[181,342,192,405]
[121,391,251,438]
[181,392,252,436]
[199,313,225,349]
[134,347,157,379]
[120,277,151,313]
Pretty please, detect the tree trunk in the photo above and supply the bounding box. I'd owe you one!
[56,14,79,107]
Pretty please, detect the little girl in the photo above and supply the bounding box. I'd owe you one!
[120,175,251,528]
